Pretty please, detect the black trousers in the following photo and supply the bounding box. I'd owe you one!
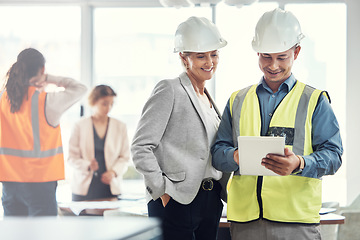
[148,180,223,240]
[72,173,117,201]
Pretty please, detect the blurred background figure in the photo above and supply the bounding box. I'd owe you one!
[0,48,87,217]
[68,85,130,201]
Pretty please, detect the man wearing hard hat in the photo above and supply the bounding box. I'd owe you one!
[211,8,343,239]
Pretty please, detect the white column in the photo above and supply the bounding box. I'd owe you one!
[346,0,360,205]
[80,3,94,116]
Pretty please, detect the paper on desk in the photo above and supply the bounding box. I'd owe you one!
[319,208,337,215]
[238,136,285,176]
[58,198,146,216]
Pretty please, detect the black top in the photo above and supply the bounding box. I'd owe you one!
[72,119,117,201]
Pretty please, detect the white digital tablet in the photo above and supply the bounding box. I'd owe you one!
[237,136,285,176]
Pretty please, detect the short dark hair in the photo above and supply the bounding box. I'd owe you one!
[88,85,116,106]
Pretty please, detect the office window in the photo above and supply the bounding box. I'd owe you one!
[93,7,211,147]
[0,6,80,83]
[0,6,81,139]
[215,2,279,111]
[92,7,212,182]
[286,3,347,205]
[0,6,81,205]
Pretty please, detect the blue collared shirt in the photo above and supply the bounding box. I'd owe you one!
[211,74,343,178]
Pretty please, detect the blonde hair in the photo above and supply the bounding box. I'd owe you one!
[179,52,191,69]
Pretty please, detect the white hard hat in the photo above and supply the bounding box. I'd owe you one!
[252,8,305,53]
[174,16,227,53]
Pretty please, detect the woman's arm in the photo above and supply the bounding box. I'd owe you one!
[109,122,131,177]
[131,80,175,201]
[45,75,87,127]
[67,120,91,171]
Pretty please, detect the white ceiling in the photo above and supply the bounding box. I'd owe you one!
[0,0,346,7]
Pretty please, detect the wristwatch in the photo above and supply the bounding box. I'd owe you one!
[297,155,305,170]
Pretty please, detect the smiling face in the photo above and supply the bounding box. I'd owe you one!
[181,50,219,83]
[258,46,301,91]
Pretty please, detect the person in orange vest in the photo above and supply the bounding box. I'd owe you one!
[0,48,87,216]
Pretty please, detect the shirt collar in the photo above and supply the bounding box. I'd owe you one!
[257,74,296,94]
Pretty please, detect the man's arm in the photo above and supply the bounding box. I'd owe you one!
[301,94,343,178]
[211,100,239,173]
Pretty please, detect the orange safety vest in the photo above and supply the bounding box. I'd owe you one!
[0,87,64,182]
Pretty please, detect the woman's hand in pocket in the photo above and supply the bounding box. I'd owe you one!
[160,193,171,207]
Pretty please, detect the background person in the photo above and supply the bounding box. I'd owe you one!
[0,48,87,216]
[131,16,230,240]
[211,8,343,240]
[68,85,130,201]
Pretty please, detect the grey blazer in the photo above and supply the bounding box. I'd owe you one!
[131,72,230,204]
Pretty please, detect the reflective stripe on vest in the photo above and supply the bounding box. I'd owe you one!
[0,88,64,182]
[227,81,323,224]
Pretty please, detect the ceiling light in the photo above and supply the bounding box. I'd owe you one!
[188,0,222,7]
[159,0,192,8]
[223,0,258,8]
[159,0,258,8]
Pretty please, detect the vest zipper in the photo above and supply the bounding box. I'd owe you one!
[256,176,264,219]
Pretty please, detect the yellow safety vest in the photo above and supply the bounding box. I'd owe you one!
[227,81,323,224]
[0,87,64,182]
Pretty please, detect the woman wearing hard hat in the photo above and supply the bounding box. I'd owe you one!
[131,16,229,240]
[212,8,342,240]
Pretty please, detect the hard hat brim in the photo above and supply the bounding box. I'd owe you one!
[174,39,227,53]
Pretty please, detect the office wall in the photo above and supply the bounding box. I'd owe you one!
[346,0,360,205]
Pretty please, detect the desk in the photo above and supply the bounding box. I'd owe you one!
[59,200,345,225]
[319,213,345,225]
[0,217,161,240]
[58,198,146,216]
[59,201,344,240]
